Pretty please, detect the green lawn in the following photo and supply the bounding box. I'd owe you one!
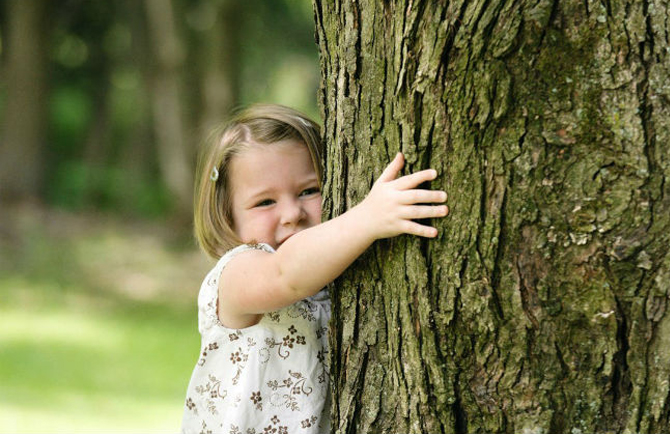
[0,205,210,432]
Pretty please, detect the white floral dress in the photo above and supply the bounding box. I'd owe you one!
[181,243,331,434]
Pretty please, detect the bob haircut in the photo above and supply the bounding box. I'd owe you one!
[194,104,324,260]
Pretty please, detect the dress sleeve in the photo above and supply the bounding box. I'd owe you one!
[198,243,275,333]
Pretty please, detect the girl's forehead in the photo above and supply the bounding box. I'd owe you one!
[229,142,318,198]
[232,140,314,172]
[233,139,311,162]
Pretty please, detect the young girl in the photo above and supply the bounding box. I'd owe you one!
[182,104,448,433]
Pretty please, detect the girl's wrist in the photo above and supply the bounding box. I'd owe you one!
[347,201,380,245]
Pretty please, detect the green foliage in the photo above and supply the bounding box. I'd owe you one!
[53,33,89,69]
[50,86,94,157]
[48,161,171,217]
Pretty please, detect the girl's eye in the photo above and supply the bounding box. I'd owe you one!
[254,199,275,208]
[300,187,320,197]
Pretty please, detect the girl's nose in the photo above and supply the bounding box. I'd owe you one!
[280,199,305,226]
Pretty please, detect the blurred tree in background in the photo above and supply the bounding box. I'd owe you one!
[0,0,52,202]
[0,0,319,221]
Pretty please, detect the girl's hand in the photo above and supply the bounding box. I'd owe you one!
[217,152,448,324]
[356,152,449,240]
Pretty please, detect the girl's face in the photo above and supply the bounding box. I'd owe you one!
[229,140,322,249]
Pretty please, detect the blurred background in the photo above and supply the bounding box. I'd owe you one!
[0,0,319,431]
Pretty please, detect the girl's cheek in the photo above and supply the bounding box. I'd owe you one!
[311,196,323,213]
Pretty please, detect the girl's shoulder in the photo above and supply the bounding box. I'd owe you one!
[198,243,275,333]
[219,243,275,266]
[210,243,276,286]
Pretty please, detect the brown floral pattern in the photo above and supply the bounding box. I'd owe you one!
[267,371,314,411]
[250,390,263,411]
[181,243,331,434]
[198,342,220,366]
[194,374,227,416]
[261,325,308,360]
[300,416,317,429]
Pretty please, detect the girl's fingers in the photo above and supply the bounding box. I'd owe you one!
[377,152,405,183]
[401,205,449,220]
[400,189,448,205]
[400,220,439,238]
[393,168,438,190]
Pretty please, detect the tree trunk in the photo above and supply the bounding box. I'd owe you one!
[194,0,241,137]
[0,0,52,201]
[144,0,192,217]
[314,0,670,433]
[123,0,157,181]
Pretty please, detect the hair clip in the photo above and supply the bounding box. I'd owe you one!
[296,116,310,128]
[210,167,219,182]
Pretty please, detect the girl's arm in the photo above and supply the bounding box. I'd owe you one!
[218,153,449,328]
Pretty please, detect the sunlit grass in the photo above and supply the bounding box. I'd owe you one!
[0,205,210,432]
[0,396,180,433]
[0,282,199,432]
[0,304,196,432]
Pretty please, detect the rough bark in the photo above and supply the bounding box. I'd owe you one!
[314,0,670,432]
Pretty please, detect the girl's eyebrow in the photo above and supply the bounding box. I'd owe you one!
[244,187,276,202]
[298,175,319,187]
[242,174,319,203]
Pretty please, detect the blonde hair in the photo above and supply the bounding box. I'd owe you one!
[194,104,323,260]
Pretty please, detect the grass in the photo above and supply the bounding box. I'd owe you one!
[0,204,211,432]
